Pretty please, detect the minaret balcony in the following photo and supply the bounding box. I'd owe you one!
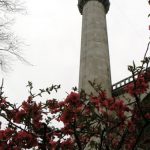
[78,0,110,14]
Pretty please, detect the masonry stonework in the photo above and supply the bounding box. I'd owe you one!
[78,0,112,96]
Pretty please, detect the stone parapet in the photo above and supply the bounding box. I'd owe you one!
[78,0,110,14]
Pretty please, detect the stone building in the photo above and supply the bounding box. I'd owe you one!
[77,0,150,149]
[78,0,111,96]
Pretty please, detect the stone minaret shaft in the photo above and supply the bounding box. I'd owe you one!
[78,0,112,95]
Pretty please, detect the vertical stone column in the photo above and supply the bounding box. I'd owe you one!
[78,0,112,96]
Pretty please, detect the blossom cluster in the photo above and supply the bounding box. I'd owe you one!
[0,61,150,149]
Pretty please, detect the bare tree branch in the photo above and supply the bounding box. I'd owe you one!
[0,0,30,72]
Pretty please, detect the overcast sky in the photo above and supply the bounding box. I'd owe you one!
[1,0,149,102]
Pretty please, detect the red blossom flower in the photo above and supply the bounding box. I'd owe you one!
[145,113,150,119]
[14,131,37,148]
[125,74,149,96]
[128,120,135,132]
[49,140,57,149]
[90,97,100,108]
[59,108,76,124]
[60,138,74,149]
[0,98,7,108]
[0,128,14,141]
[13,109,26,123]
[47,99,60,114]
[22,101,30,112]
[64,92,82,109]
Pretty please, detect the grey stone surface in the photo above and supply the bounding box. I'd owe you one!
[79,0,112,96]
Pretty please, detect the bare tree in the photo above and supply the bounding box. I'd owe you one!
[0,0,28,72]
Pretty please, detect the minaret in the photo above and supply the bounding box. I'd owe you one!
[78,0,112,96]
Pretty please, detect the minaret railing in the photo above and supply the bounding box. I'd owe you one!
[112,68,150,96]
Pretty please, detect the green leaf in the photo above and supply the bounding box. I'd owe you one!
[39,89,45,93]
[72,86,77,91]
